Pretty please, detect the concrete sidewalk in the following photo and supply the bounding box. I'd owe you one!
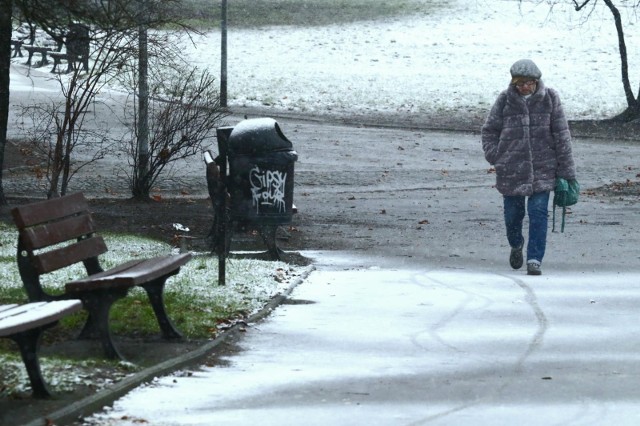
[84,251,640,425]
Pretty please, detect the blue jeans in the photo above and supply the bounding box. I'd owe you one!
[503,191,550,263]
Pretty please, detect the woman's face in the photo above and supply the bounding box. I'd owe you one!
[515,80,537,96]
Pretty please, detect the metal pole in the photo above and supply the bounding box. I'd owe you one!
[215,127,233,285]
[220,0,228,108]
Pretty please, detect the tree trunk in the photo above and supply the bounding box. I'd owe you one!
[0,0,12,206]
[603,0,640,121]
[48,130,65,199]
[135,15,150,199]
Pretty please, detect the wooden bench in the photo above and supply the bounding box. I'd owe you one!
[22,45,54,67]
[10,39,25,58]
[0,301,82,398]
[49,51,88,73]
[11,192,192,360]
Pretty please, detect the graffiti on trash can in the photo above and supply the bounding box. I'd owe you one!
[249,166,287,213]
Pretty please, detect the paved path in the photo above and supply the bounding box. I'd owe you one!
[85,251,640,425]
[73,112,640,425]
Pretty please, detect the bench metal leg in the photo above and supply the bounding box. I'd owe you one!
[142,279,182,339]
[10,327,52,398]
[76,289,128,360]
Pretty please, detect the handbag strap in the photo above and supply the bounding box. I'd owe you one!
[552,203,567,233]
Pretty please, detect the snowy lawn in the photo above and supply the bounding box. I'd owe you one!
[12,0,638,124]
[182,0,637,121]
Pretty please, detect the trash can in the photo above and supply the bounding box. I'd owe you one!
[66,23,90,71]
[227,118,297,226]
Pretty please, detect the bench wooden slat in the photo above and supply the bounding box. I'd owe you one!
[20,213,97,250]
[33,235,108,274]
[0,302,47,320]
[66,253,191,291]
[0,301,82,337]
[12,192,88,228]
[0,303,36,320]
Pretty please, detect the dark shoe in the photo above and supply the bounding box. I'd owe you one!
[510,244,523,269]
[527,261,542,276]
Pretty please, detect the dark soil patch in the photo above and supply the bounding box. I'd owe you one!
[569,118,640,142]
[589,180,640,198]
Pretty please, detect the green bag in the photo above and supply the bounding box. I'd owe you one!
[553,178,580,232]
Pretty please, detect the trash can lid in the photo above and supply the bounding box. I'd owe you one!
[228,118,293,155]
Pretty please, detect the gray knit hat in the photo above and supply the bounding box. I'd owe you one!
[510,59,542,81]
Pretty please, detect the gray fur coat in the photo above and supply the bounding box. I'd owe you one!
[481,80,576,196]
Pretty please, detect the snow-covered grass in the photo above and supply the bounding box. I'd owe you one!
[0,354,138,398]
[179,0,638,122]
[0,225,301,324]
[12,0,638,125]
[0,222,305,397]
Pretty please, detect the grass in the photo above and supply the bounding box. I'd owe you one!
[0,354,139,397]
[181,0,443,29]
[0,221,305,397]
[0,222,301,338]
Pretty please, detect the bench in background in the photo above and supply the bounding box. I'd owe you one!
[0,301,82,398]
[50,51,88,73]
[11,193,192,360]
[22,45,53,67]
[10,39,24,58]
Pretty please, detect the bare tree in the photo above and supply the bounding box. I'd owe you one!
[17,25,137,197]
[543,0,640,121]
[0,0,12,206]
[18,99,113,196]
[122,62,228,199]
[7,0,204,198]
[2,1,131,198]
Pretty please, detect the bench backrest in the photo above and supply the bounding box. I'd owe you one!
[11,193,107,301]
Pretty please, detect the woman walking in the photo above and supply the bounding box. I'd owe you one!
[481,59,577,275]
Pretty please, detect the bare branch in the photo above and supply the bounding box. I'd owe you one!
[573,0,594,11]
[122,58,228,198]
